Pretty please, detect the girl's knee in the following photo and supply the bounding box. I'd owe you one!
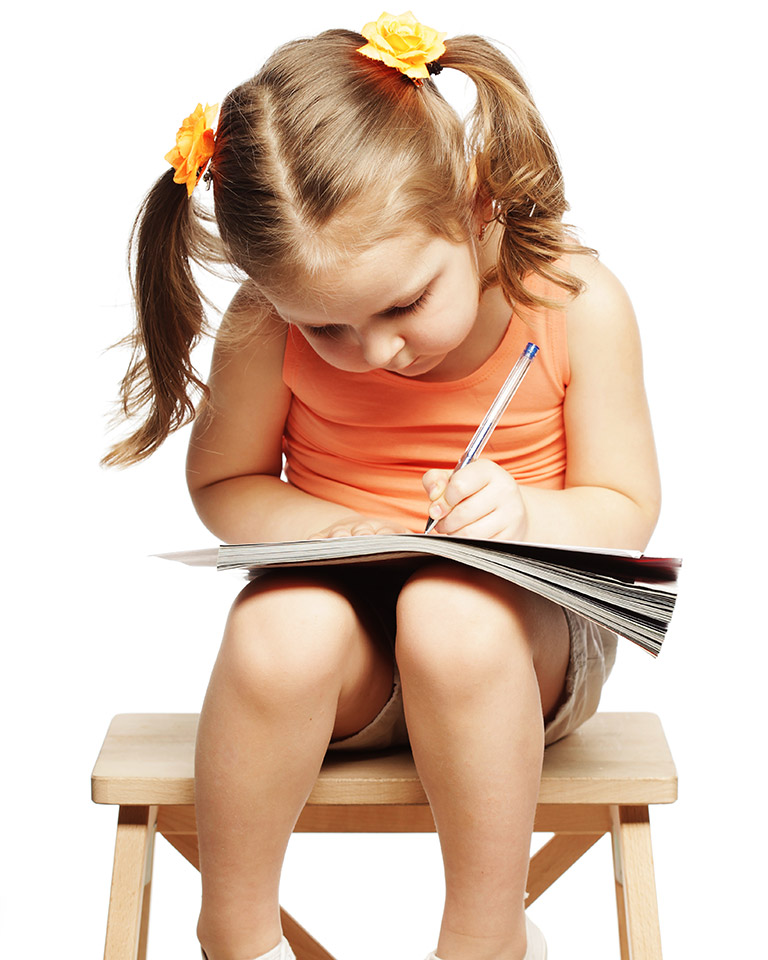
[395,563,533,684]
[220,574,365,693]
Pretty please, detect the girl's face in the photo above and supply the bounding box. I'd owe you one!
[267,230,482,379]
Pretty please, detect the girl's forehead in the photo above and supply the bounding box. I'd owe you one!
[266,231,475,321]
[290,232,451,305]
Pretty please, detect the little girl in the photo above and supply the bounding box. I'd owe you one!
[106,13,660,960]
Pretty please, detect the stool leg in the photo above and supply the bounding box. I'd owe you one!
[525,833,604,905]
[104,805,158,960]
[280,908,337,960]
[137,871,153,960]
[611,805,663,960]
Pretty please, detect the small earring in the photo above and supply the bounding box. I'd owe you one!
[477,222,486,242]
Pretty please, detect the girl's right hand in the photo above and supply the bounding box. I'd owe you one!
[307,516,412,539]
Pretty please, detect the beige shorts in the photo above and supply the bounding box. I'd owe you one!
[329,607,617,751]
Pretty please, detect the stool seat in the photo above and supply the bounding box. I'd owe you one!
[92,712,676,960]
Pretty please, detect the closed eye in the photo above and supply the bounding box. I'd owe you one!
[385,289,431,317]
[303,323,347,338]
[301,286,432,336]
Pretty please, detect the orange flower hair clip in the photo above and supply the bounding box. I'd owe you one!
[164,102,219,196]
[358,11,446,84]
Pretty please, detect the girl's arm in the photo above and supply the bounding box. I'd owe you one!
[521,255,661,549]
[425,257,661,551]
[187,294,405,543]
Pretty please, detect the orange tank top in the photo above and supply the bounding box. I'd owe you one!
[282,277,570,532]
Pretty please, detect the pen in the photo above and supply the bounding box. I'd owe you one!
[424,341,540,534]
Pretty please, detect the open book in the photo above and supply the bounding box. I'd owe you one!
[165,535,681,657]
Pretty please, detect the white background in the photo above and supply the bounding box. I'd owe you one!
[3,1,765,957]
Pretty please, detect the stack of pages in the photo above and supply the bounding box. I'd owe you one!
[166,535,681,656]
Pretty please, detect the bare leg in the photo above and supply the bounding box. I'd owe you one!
[396,563,570,960]
[195,573,394,960]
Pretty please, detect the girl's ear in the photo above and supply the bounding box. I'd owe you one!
[467,157,493,241]
[467,155,478,192]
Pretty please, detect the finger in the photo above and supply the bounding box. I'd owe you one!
[351,524,383,536]
[426,473,480,525]
[375,522,411,535]
[436,505,506,540]
[440,474,518,531]
[349,520,405,537]
[422,468,452,501]
[441,463,493,510]
[441,492,526,540]
[436,495,496,537]
[347,522,376,537]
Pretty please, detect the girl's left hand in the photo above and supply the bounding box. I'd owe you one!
[308,515,412,539]
[422,460,528,541]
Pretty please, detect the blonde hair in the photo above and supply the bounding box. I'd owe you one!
[104,28,593,466]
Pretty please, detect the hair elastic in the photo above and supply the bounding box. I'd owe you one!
[357,11,446,84]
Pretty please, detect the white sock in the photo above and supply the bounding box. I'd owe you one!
[202,936,294,960]
[253,938,295,960]
[524,915,547,960]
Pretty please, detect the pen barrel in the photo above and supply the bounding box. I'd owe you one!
[457,343,539,467]
[426,343,539,533]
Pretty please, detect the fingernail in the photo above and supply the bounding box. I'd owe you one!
[429,503,443,519]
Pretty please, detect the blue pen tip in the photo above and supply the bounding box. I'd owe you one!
[524,342,540,359]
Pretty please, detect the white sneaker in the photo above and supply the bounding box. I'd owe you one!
[201,936,295,960]
[422,917,546,960]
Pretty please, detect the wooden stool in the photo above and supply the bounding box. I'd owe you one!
[92,711,676,960]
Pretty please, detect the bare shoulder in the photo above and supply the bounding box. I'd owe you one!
[187,284,291,491]
[212,282,289,372]
[558,255,660,539]
[565,254,642,370]
[567,253,636,326]
[204,282,291,414]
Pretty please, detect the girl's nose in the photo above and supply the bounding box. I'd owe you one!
[359,325,406,369]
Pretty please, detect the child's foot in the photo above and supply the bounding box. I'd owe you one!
[424,915,547,960]
[201,936,296,960]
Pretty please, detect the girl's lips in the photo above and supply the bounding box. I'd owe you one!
[388,359,424,376]
[384,355,417,372]
[388,354,443,376]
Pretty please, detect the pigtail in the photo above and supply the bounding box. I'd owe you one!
[441,37,595,309]
[103,169,215,467]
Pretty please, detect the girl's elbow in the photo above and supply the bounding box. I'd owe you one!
[630,490,662,551]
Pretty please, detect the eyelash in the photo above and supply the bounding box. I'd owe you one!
[303,289,431,338]
[388,289,431,317]
[304,323,346,338]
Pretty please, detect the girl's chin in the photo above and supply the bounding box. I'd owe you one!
[387,355,445,377]
[323,354,446,377]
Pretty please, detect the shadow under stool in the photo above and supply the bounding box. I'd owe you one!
[92,711,677,960]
